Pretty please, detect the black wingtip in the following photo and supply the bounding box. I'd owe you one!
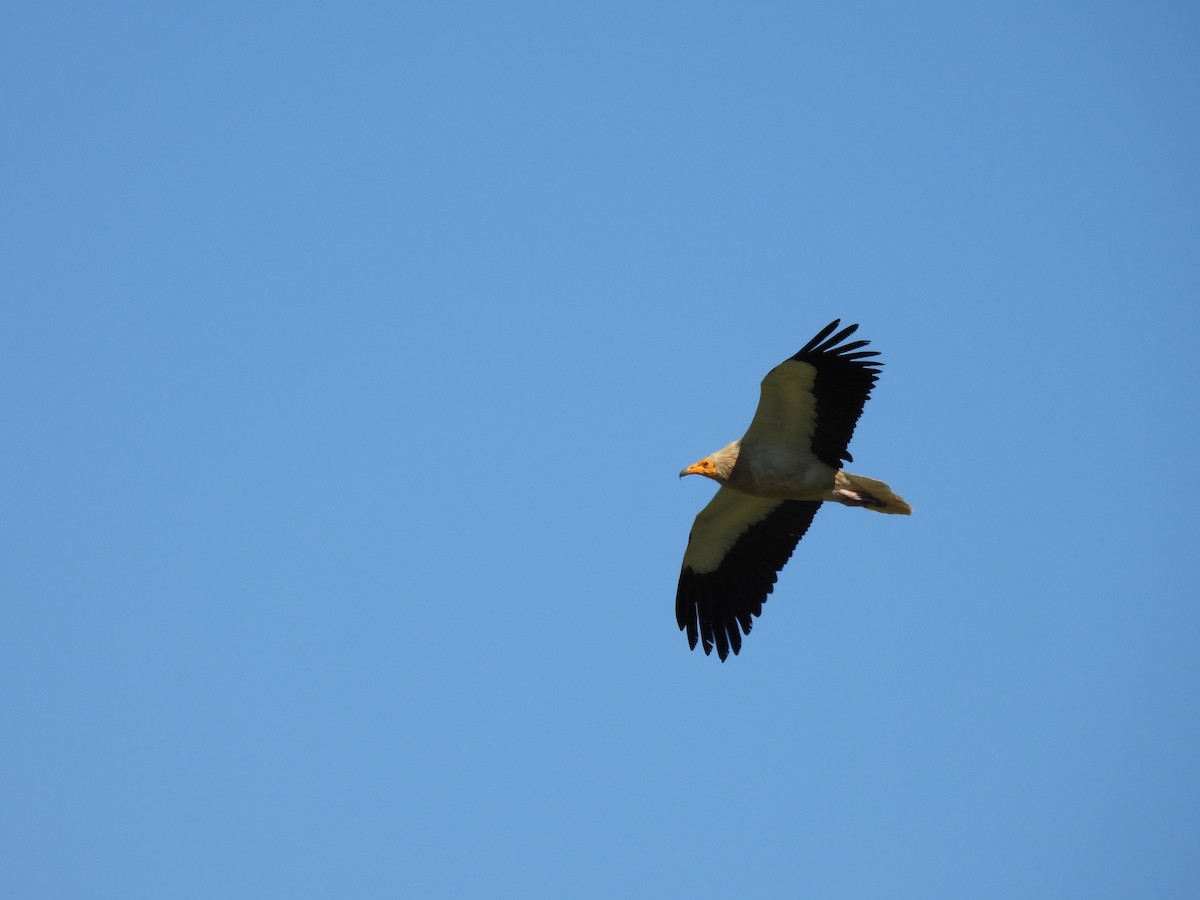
[799,319,843,355]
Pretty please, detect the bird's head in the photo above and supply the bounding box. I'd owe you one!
[679,442,739,483]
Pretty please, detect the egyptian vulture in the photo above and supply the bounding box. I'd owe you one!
[677,319,911,660]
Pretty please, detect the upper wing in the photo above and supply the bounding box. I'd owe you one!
[676,487,822,660]
[740,320,882,468]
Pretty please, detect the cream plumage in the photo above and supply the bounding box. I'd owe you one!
[677,319,911,660]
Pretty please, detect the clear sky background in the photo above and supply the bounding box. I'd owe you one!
[3,3,1198,898]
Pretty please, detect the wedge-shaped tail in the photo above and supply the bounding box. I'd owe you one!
[833,471,912,515]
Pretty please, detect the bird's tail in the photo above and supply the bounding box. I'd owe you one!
[833,471,913,515]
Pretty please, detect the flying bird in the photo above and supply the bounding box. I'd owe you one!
[677,319,911,660]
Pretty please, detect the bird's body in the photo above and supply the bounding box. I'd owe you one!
[676,319,911,660]
[724,440,836,499]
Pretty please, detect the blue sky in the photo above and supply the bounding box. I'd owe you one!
[3,2,1198,897]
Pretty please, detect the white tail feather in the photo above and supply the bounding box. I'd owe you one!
[833,471,913,515]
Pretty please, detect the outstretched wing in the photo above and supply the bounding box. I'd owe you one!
[676,487,822,661]
[740,319,882,468]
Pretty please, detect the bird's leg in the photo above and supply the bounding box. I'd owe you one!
[831,486,885,508]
